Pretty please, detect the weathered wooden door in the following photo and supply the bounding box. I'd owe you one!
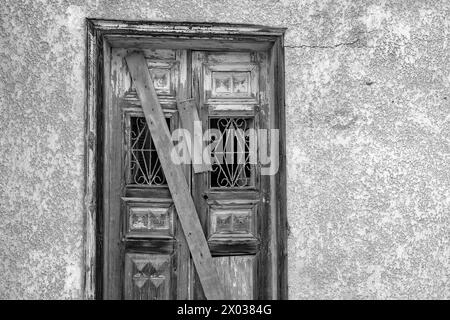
[103,48,277,300]
[191,51,273,299]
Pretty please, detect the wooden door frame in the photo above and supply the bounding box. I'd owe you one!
[84,18,287,300]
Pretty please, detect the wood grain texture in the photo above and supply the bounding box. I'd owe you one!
[175,49,192,300]
[106,36,274,51]
[177,99,211,173]
[89,19,286,37]
[83,20,100,300]
[213,255,257,299]
[103,46,125,300]
[272,38,288,300]
[125,52,224,300]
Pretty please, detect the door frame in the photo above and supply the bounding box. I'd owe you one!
[84,18,287,299]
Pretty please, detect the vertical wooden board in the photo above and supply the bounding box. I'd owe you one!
[177,99,212,173]
[125,52,224,300]
[83,22,100,299]
[258,49,274,299]
[213,255,256,300]
[273,38,288,300]
[103,47,127,300]
[175,49,192,300]
[190,51,209,299]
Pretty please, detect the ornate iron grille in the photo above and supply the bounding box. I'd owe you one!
[209,117,254,188]
[128,116,169,186]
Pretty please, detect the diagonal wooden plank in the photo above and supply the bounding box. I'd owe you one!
[177,99,212,173]
[125,52,224,300]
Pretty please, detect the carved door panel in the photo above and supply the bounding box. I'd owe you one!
[104,48,276,300]
[191,51,273,299]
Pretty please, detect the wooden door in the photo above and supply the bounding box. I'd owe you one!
[103,48,276,300]
[104,48,191,300]
[191,51,273,299]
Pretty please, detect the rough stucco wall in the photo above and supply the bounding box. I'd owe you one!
[0,0,449,299]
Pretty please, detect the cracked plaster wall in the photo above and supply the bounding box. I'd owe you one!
[0,0,449,299]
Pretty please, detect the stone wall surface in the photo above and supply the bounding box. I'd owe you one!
[0,0,449,299]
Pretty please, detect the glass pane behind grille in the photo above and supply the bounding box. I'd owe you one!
[209,117,254,188]
[129,116,169,186]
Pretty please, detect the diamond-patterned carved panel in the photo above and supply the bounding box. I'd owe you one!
[124,253,172,300]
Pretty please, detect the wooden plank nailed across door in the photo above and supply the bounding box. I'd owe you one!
[125,52,224,300]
